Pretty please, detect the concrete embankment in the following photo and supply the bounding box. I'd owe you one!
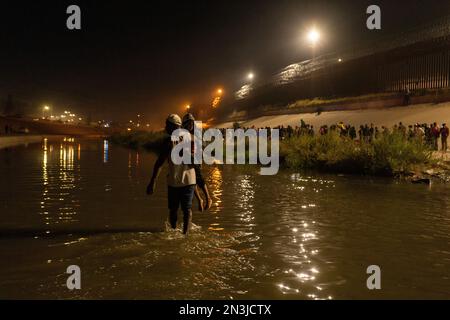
[0,135,45,149]
[0,116,108,136]
[217,102,450,129]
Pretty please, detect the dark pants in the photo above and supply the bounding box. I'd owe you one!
[442,137,448,151]
[433,137,439,150]
[168,185,195,234]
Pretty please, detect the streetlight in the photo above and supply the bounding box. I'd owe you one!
[186,104,191,111]
[212,89,223,109]
[247,72,254,81]
[42,105,50,119]
[306,28,320,47]
[305,27,321,99]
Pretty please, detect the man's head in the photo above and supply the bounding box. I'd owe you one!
[182,113,195,133]
[165,114,182,134]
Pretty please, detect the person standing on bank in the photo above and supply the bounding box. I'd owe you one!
[441,123,449,152]
[147,114,196,235]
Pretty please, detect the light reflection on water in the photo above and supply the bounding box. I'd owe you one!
[103,140,109,164]
[0,138,450,299]
[40,138,80,227]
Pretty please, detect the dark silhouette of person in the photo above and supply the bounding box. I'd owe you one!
[147,114,196,235]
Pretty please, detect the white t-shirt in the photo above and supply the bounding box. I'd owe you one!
[166,135,196,187]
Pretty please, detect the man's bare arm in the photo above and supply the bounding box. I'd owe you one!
[147,149,169,195]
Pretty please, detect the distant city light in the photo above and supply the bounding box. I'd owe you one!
[42,105,51,118]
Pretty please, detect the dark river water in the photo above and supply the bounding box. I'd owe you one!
[0,137,449,299]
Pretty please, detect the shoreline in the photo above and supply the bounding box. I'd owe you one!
[0,135,45,149]
[0,134,105,149]
[109,131,450,183]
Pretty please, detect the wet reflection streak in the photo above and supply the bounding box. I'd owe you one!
[275,174,333,300]
[40,138,81,230]
[208,166,223,231]
[103,140,109,164]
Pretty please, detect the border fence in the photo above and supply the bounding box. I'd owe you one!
[225,15,450,116]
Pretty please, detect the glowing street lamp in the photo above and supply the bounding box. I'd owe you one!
[247,72,254,81]
[307,28,320,47]
[212,88,224,108]
[186,104,191,111]
[42,105,50,118]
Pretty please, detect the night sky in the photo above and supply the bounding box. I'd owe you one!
[0,0,448,127]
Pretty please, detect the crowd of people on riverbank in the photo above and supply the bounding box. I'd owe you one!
[231,120,449,152]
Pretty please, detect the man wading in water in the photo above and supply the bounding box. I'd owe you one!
[147,114,196,235]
